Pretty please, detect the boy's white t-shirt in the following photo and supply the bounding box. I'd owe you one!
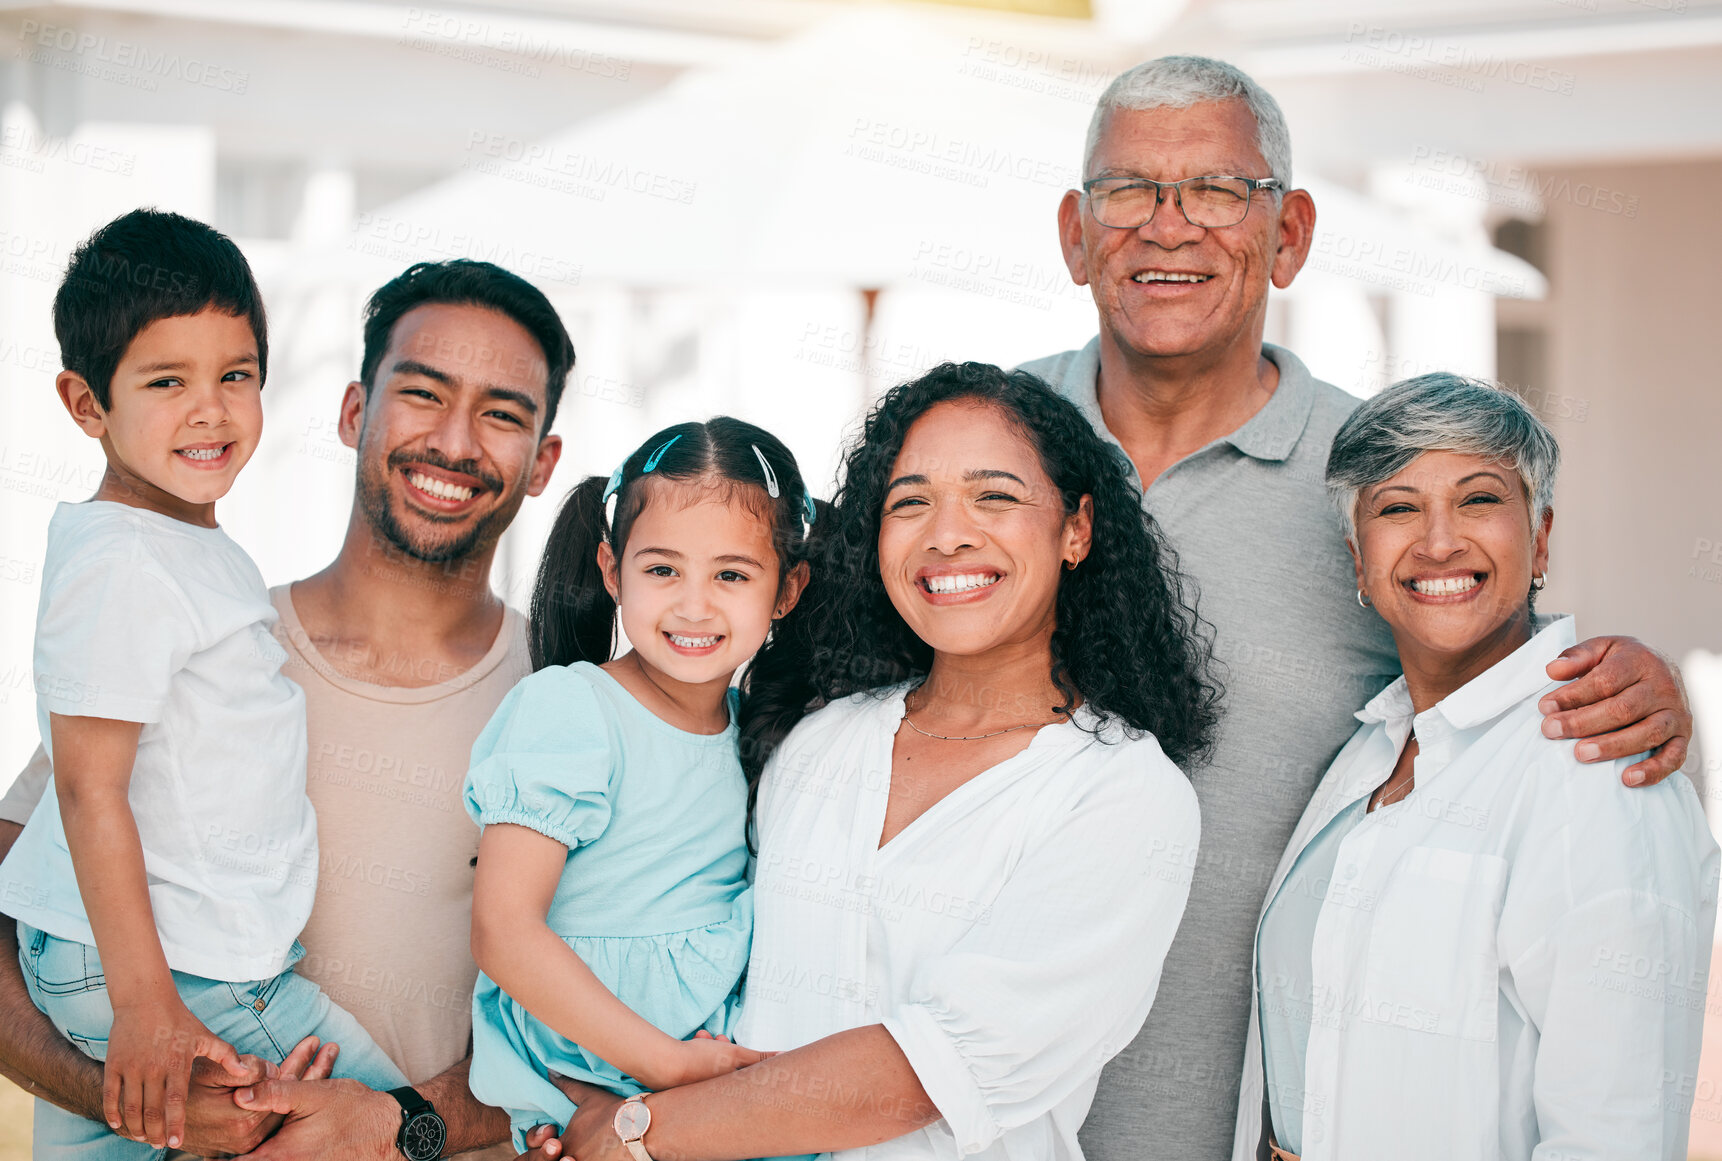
[0,501,316,982]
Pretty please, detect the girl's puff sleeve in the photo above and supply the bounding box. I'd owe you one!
[463,666,615,850]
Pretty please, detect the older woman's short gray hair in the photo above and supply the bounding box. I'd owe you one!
[1326,372,1561,544]
[1085,56,1292,186]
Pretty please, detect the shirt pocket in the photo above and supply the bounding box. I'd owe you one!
[1364,846,1507,1044]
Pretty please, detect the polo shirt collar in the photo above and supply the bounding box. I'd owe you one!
[1055,338,1320,465]
[1230,343,1318,463]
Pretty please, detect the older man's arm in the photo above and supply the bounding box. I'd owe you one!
[1543,636,1693,786]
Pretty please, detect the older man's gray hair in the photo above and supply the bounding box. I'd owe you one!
[1084,56,1293,186]
[1325,372,1561,544]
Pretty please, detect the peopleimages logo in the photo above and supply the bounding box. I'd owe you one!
[400,9,633,81]
[1407,146,1639,219]
[1341,23,1578,95]
[0,125,136,175]
[16,20,250,93]
[348,213,583,286]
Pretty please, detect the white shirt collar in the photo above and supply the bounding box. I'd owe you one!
[1355,615,1577,733]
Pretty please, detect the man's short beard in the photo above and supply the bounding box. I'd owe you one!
[367,491,504,563]
[355,448,517,565]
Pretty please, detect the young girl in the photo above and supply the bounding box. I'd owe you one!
[464,418,815,1150]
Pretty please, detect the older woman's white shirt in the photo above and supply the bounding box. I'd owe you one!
[1232,617,1720,1161]
[736,684,1200,1160]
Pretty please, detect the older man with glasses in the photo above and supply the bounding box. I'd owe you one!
[1018,55,1695,1161]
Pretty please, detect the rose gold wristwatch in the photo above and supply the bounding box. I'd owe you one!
[613,1094,653,1161]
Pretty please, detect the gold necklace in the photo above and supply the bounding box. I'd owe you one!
[901,714,1063,742]
[1363,757,1418,806]
[1371,773,1415,811]
[901,680,1067,742]
[1371,740,1418,811]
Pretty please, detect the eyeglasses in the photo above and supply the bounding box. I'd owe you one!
[1081,175,1284,230]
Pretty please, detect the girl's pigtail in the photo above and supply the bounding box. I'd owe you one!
[528,475,616,671]
[738,495,831,847]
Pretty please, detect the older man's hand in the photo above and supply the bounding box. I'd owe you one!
[1541,635,1692,786]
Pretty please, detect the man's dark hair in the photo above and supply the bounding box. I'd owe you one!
[359,260,576,436]
[53,208,268,410]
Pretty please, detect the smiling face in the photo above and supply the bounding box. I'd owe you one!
[600,478,803,688]
[343,302,561,563]
[58,308,263,524]
[1056,99,1314,370]
[877,400,1091,661]
[1351,448,1552,678]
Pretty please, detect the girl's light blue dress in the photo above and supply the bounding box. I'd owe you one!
[463,662,752,1148]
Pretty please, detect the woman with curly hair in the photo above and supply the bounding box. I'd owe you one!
[541,362,1219,1161]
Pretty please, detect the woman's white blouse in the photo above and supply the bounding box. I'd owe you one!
[735,684,1201,1160]
[1232,617,1721,1161]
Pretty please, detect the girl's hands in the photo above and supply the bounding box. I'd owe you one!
[519,1122,565,1158]
[105,995,247,1148]
[646,1030,772,1089]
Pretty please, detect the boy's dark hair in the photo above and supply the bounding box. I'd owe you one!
[53,208,268,410]
[358,260,576,436]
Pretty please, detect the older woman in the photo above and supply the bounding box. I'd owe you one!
[541,361,1218,1159]
[1233,374,1719,1161]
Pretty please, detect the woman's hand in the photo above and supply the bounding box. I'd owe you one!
[105,994,247,1148]
[513,1087,625,1161]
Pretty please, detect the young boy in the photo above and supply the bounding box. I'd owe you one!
[0,209,407,1158]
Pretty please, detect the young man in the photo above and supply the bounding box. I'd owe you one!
[0,257,574,1161]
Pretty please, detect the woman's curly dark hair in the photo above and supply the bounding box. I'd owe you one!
[740,361,1221,783]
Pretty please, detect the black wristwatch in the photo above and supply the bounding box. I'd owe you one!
[388,1086,448,1161]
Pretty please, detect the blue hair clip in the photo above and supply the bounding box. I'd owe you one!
[601,463,625,502]
[642,434,682,474]
[801,491,817,528]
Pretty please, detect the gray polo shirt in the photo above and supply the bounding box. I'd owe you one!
[1017,339,1401,1161]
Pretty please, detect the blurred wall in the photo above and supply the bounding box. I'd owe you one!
[1531,158,1722,662]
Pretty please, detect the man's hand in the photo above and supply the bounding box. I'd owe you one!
[1542,635,1692,787]
[179,1035,336,1159]
[105,996,247,1148]
[232,1074,402,1161]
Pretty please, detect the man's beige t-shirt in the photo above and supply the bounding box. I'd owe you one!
[2,585,530,1159]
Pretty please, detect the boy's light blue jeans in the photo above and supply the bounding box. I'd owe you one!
[18,922,406,1161]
